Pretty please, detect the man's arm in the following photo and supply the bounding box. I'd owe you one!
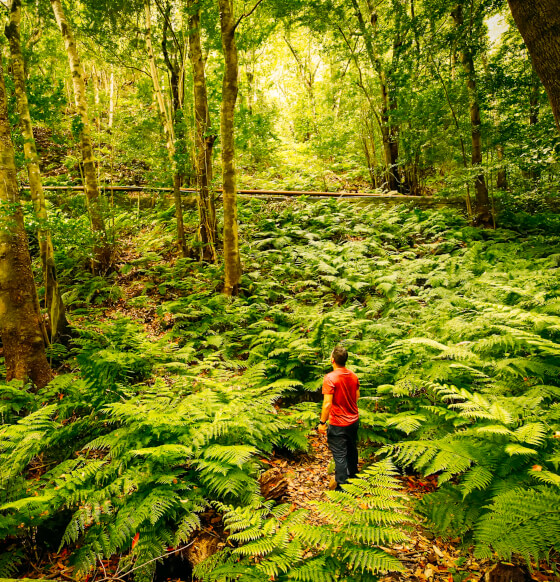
[318,393,333,433]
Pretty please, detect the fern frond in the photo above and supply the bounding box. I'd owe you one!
[475,486,560,562]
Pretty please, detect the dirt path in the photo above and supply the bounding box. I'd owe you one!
[284,432,333,519]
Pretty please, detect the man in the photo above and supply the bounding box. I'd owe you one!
[318,345,360,490]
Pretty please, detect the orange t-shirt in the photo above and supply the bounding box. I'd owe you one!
[322,368,359,426]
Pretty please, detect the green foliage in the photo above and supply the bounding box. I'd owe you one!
[194,460,409,582]
[4,199,560,576]
[0,371,305,579]
[379,383,559,551]
[475,486,560,563]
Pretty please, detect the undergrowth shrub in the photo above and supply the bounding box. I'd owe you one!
[0,375,306,579]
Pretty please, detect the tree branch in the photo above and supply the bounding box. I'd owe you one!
[234,0,265,31]
[154,0,184,62]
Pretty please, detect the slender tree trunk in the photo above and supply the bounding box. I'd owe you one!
[50,0,110,271]
[246,65,254,114]
[173,172,187,255]
[109,69,115,129]
[508,0,560,133]
[189,4,217,262]
[362,126,378,189]
[5,0,68,341]
[218,0,241,296]
[0,58,52,389]
[496,145,508,190]
[161,0,181,114]
[283,36,320,138]
[144,1,187,256]
[350,0,399,191]
[523,66,542,183]
[146,2,175,149]
[387,15,404,192]
[452,5,492,226]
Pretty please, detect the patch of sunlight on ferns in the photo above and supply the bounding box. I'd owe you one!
[195,460,409,582]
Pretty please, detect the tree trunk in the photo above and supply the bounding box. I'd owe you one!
[109,69,115,129]
[452,5,492,226]
[218,0,242,296]
[523,66,542,182]
[508,0,560,133]
[145,2,175,151]
[50,0,110,272]
[350,0,400,191]
[0,57,52,389]
[188,5,217,263]
[496,145,508,190]
[5,0,68,341]
[161,0,181,114]
[144,1,187,257]
[283,35,320,138]
[173,172,187,256]
[259,468,289,502]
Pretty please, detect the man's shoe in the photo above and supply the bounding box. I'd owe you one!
[328,477,338,490]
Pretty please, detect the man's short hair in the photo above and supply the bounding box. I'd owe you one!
[331,345,348,366]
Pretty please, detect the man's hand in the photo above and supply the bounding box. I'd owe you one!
[318,422,328,435]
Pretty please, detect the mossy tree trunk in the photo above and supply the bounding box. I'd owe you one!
[50,0,110,272]
[5,0,68,341]
[218,0,242,295]
[188,2,217,263]
[508,0,560,133]
[0,57,52,389]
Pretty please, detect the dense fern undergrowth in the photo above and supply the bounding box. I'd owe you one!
[1,196,560,580]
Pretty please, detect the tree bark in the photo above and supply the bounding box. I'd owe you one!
[452,4,492,226]
[109,69,115,129]
[218,0,242,296]
[496,144,508,190]
[50,0,110,272]
[188,3,217,262]
[508,0,560,133]
[144,1,187,257]
[0,57,52,389]
[523,65,542,182]
[5,0,68,341]
[161,0,181,115]
[350,0,400,191]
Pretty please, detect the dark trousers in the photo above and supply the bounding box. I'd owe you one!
[327,420,359,486]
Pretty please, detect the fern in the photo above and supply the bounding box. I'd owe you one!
[475,486,560,562]
[195,460,409,582]
[4,200,560,577]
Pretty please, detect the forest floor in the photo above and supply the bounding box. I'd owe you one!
[279,435,557,582]
[19,430,553,582]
